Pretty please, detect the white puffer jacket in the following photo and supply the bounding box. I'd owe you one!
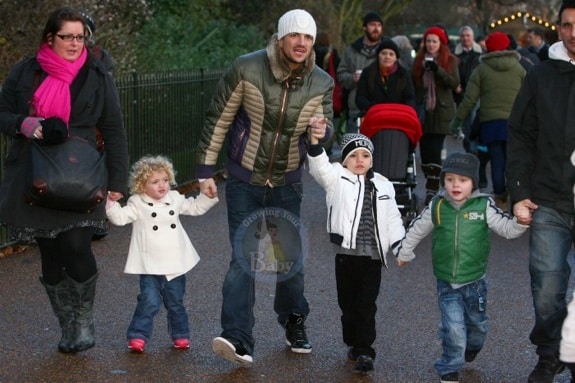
[307,147,405,266]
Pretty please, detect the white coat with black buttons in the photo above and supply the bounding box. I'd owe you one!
[106,190,218,280]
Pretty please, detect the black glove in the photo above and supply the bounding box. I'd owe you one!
[425,60,438,72]
[40,117,68,145]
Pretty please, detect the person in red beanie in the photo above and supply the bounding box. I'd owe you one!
[450,31,525,210]
[411,26,460,204]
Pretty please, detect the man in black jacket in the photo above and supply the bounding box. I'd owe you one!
[507,1,575,382]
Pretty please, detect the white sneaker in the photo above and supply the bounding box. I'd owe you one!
[212,336,253,365]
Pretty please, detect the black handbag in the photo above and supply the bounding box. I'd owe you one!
[25,137,108,213]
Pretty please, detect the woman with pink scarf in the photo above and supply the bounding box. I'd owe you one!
[412,26,460,204]
[0,7,128,353]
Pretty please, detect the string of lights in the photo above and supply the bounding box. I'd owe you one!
[489,11,556,30]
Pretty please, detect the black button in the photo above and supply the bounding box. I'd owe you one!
[171,224,176,229]
[148,203,153,206]
[169,210,175,215]
[151,212,157,217]
[153,225,158,231]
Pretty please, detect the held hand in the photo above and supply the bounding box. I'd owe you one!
[397,259,409,267]
[513,199,538,225]
[108,191,124,202]
[106,191,123,210]
[308,116,328,144]
[200,178,218,199]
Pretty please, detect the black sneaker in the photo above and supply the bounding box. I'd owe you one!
[440,372,459,383]
[348,347,360,361]
[528,355,565,383]
[285,313,312,353]
[354,355,374,372]
[212,336,253,365]
[465,348,480,362]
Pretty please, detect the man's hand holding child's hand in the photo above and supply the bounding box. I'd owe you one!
[308,116,328,145]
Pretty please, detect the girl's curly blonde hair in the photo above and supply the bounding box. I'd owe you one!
[128,155,177,195]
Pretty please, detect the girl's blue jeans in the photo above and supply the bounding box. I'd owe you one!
[127,274,189,341]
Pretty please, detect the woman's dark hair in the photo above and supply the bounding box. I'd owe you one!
[40,7,87,45]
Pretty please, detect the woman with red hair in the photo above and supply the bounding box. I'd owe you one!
[412,26,459,203]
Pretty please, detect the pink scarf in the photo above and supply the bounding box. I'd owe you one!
[33,43,87,124]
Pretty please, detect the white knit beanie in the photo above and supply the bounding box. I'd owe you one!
[277,9,317,44]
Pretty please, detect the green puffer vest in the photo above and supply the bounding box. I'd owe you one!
[430,197,489,283]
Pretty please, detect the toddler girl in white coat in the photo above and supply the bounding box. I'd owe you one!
[106,155,218,353]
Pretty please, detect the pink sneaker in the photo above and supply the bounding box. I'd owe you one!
[173,338,190,350]
[128,338,146,353]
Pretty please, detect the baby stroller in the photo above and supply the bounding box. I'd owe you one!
[359,103,423,226]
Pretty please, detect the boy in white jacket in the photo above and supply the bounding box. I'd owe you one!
[307,131,405,373]
[106,155,218,353]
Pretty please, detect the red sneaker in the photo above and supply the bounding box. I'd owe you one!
[173,338,190,350]
[128,338,146,353]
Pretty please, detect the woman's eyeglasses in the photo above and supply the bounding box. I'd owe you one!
[56,34,86,43]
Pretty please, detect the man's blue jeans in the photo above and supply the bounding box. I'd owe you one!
[435,279,488,377]
[221,175,309,354]
[529,206,574,357]
[127,274,189,341]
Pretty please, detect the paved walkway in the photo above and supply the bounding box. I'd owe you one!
[1,142,574,382]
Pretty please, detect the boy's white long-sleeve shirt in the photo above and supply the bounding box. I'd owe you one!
[106,190,218,280]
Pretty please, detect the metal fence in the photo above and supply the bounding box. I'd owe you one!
[0,67,226,248]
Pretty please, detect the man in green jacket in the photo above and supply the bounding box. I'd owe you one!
[196,9,333,365]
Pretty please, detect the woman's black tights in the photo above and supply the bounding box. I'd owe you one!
[36,227,97,285]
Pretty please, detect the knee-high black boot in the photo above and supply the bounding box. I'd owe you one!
[40,277,76,353]
[68,272,98,351]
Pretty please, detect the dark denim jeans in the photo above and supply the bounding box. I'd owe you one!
[127,274,189,341]
[221,175,309,354]
[529,206,574,357]
[435,279,488,377]
[486,140,506,195]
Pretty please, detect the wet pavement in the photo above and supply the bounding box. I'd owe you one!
[1,141,575,383]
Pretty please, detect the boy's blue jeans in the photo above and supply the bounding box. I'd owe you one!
[127,274,189,341]
[220,175,309,355]
[435,278,488,377]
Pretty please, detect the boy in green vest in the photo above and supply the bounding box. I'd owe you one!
[394,152,529,383]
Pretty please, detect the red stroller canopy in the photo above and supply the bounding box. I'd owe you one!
[360,104,422,146]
